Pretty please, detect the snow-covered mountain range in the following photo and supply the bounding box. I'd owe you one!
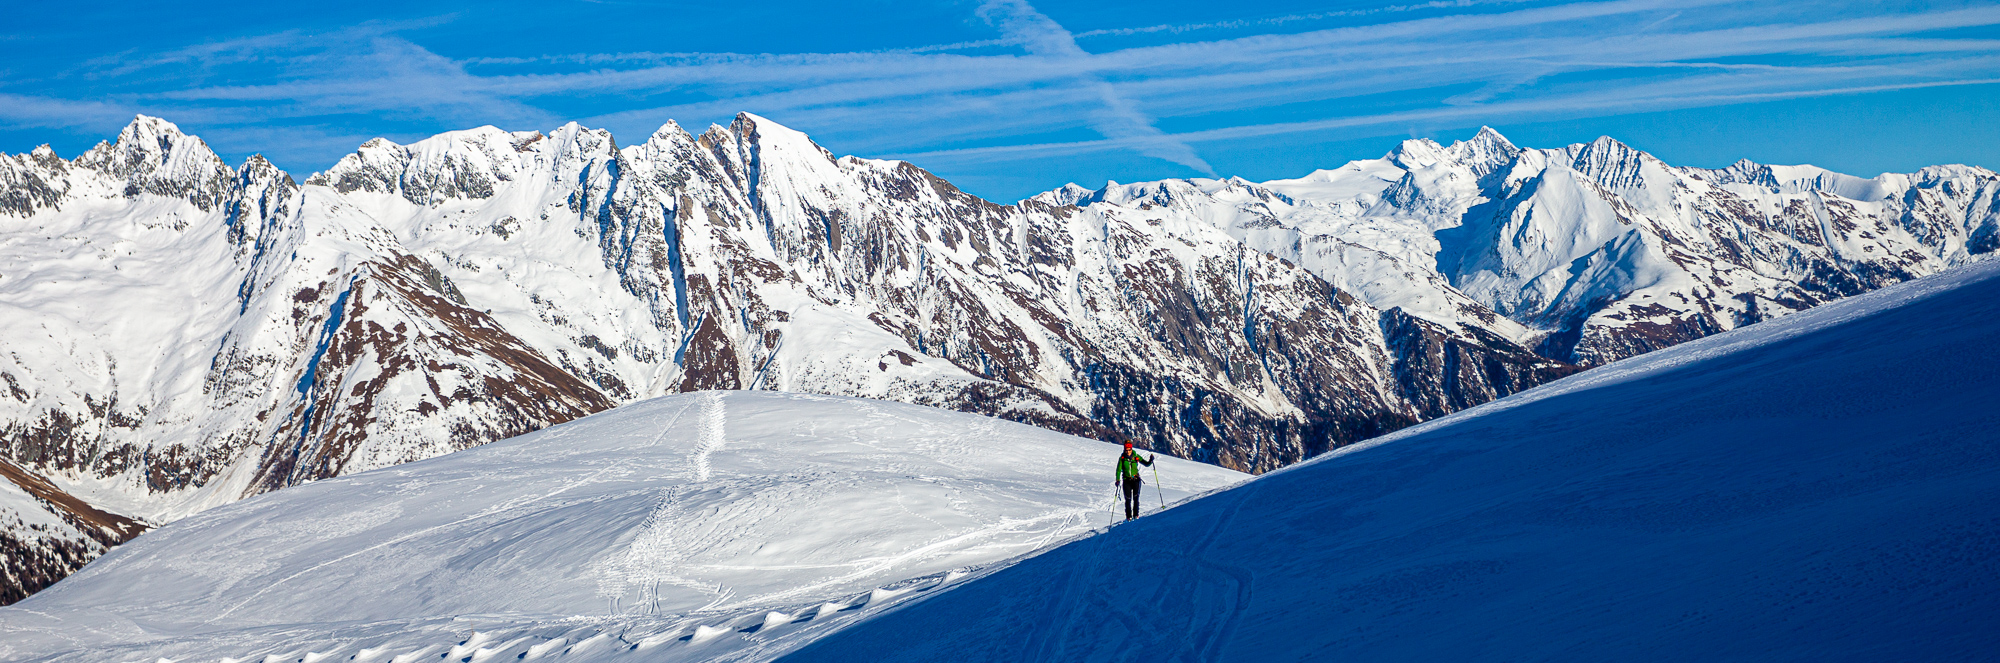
[1056,127,1999,364]
[0,114,1994,604]
[0,391,1245,661]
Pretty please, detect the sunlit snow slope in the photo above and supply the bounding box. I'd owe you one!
[0,392,1244,662]
[790,257,2000,661]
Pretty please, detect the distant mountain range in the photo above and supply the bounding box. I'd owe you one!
[1,114,1994,603]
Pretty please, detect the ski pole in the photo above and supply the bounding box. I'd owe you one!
[1110,472,1119,526]
[1153,463,1165,510]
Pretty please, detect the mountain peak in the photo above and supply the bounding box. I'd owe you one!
[101,115,203,162]
[1588,134,1633,151]
[72,114,231,209]
[730,111,787,140]
[1443,126,1520,176]
[1387,137,1449,169]
[1026,182,1099,207]
[649,119,693,143]
[238,153,277,174]
[1568,135,1650,165]
[1470,127,1517,152]
[118,114,189,143]
[1466,126,1513,149]
[1384,129,1517,176]
[96,115,201,162]
[309,125,577,203]
[730,112,824,153]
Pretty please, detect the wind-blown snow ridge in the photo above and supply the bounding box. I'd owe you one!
[0,391,1246,661]
[788,257,2000,661]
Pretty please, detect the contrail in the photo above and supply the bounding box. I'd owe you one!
[976,0,1216,175]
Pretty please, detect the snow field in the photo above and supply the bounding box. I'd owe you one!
[0,391,1244,662]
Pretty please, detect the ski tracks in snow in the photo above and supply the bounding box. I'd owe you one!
[208,400,702,625]
[610,392,731,614]
[1185,481,1260,659]
[40,393,1248,662]
[690,391,727,483]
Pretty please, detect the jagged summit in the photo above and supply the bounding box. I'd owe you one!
[82,115,212,166]
[728,111,841,167]
[58,114,235,210]
[1379,127,1511,167]
[1449,125,1520,166]
[1469,124,1513,145]
[646,118,695,143]
[108,114,191,146]
[302,122,622,203]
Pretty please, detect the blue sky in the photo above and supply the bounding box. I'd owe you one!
[2,0,1996,201]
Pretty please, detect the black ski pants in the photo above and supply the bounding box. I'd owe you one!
[1121,477,1143,520]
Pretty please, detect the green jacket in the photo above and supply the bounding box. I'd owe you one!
[1116,449,1154,481]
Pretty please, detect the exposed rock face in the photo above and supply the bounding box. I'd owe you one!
[1379,308,1582,419]
[0,115,1992,603]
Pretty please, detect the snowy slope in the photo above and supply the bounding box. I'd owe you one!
[0,391,1245,662]
[789,257,2000,661]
